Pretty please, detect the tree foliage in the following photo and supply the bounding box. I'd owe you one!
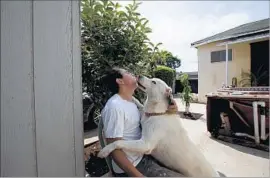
[81,0,162,107]
[165,56,181,69]
[156,50,181,69]
[153,65,176,88]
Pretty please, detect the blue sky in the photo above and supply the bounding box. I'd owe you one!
[117,1,269,72]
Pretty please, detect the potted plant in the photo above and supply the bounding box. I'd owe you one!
[238,65,269,87]
[179,73,192,115]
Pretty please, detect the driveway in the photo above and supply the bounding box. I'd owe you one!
[84,99,269,177]
[175,99,269,177]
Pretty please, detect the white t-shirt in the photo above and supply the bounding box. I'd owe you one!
[101,94,143,173]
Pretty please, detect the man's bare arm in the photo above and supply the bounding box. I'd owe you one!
[106,138,144,177]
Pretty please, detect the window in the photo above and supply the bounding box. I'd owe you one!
[211,49,232,63]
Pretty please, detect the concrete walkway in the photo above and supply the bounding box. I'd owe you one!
[175,99,269,177]
[84,100,269,177]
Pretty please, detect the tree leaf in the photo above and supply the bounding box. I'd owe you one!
[81,0,172,109]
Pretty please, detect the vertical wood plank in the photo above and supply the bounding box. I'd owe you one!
[33,1,76,176]
[0,0,2,172]
[0,1,37,176]
[71,1,85,176]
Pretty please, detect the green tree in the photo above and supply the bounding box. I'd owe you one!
[143,42,163,76]
[81,0,161,107]
[165,56,181,69]
[156,50,181,69]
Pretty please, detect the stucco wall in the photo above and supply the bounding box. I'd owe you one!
[197,42,251,103]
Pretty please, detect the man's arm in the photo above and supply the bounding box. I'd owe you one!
[106,138,144,177]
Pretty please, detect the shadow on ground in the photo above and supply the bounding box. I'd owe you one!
[178,111,203,120]
[85,141,109,177]
[210,137,269,159]
[218,171,226,177]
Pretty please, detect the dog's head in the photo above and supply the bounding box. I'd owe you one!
[137,76,174,107]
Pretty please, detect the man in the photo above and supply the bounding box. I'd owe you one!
[101,67,183,177]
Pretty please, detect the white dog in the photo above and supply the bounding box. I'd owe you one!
[98,76,219,177]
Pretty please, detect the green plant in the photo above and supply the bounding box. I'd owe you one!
[153,65,176,87]
[179,73,192,113]
[81,0,162,107]
[238,66,269,87]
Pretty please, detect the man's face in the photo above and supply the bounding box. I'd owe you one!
[117,69,138,91]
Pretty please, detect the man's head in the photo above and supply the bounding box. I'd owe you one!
[103,67,138,95]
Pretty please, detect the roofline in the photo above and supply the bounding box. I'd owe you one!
[216,33,269,46]
[191,28,269,48]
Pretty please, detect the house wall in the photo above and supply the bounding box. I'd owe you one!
[197,42,251,103]
[1,1,84,176]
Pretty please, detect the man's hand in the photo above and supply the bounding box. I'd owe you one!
[167,99,178,111]
[167,98,178,113]
[165,88,178,112]
[106,138,144,177]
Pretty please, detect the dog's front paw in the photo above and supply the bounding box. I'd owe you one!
[97,149,109,158]
[97,145,115,158]
[145,149,152,155]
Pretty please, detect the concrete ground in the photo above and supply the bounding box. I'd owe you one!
[84,99,269,177]
[175,99,269,177]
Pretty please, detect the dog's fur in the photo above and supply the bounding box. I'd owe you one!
[98,76,219,177]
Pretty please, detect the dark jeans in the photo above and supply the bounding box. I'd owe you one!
[113,155,184,177]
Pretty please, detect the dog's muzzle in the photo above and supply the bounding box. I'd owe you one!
[137,76,147,91]
[138,82,146,90]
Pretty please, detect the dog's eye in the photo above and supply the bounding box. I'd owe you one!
[152,81,156,84]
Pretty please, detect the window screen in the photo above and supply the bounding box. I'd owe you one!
[211,49,232,63]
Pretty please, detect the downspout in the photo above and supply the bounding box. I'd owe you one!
[225,44,228,87]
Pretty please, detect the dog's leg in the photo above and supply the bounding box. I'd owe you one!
[98,139,154,158]
[98,121,164,158]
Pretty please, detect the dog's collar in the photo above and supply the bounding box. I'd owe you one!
[144,110,178,117]
[145,112,166,117]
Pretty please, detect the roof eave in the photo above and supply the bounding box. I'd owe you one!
[191,28,269,48]
[216,33,269,46]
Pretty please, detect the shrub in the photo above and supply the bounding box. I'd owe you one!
[153,65,176,87]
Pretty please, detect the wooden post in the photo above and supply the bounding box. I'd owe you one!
[0,1,84,176]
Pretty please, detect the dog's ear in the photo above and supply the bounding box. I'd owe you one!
[165,88,174,105]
